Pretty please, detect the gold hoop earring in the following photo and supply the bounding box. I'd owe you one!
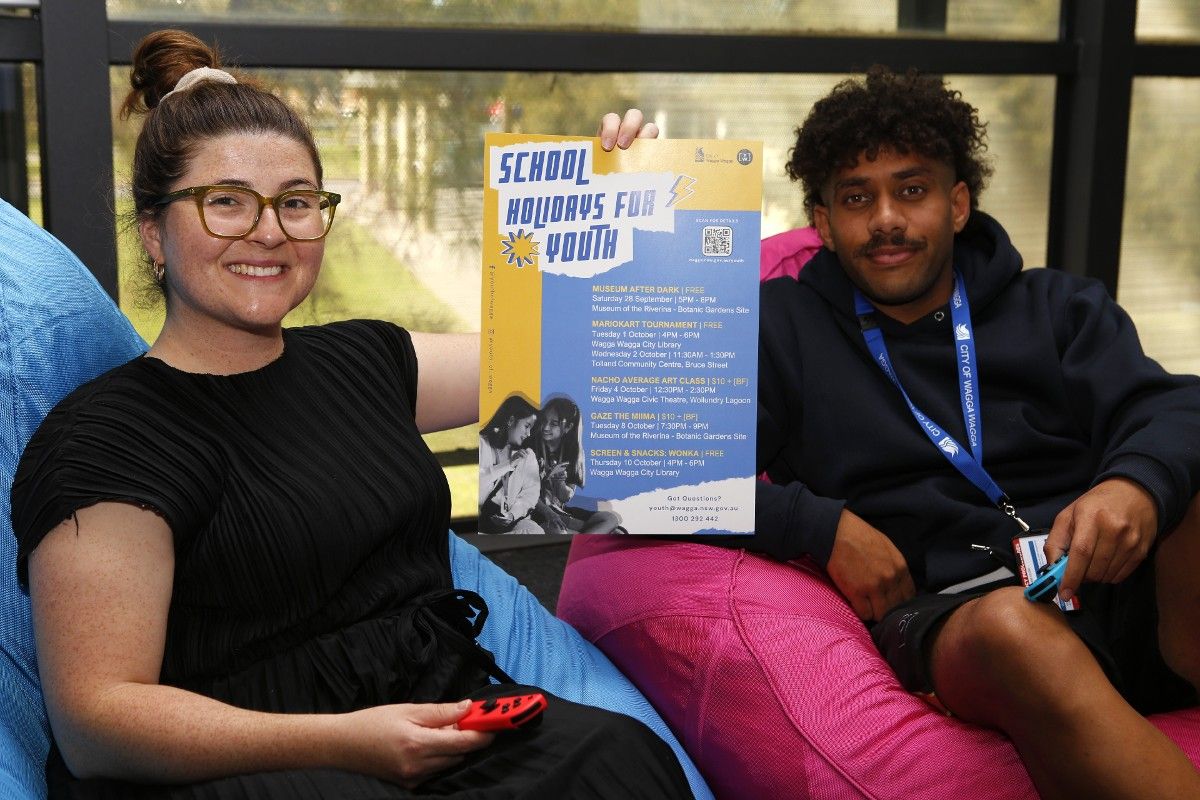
[153,261,165,283]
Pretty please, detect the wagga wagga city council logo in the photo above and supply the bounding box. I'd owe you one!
[692,147,754,166]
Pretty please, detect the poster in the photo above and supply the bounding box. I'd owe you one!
[479,134,761,535]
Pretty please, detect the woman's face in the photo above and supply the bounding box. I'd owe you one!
[507,413,536,447]
[541,408,569,449]
[139,131,325,337]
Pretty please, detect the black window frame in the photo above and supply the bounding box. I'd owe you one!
[2,2,1195,297]
[2,0,1198,538]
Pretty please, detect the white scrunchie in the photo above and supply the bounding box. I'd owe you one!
[160,66,237,101]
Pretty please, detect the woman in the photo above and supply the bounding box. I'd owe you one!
[477,395,541,534]
[11,29,683,799]
[531,396,621,534]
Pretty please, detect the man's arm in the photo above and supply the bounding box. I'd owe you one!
[742,293,845,563]
[706,299,915,620]
[735,412,914,621]
[1045,477,1157,602]
[1045,281,1200,598]
[746,396,844,565]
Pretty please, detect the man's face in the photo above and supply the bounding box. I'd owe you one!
[812,148,970,324]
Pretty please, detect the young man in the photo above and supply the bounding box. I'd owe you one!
[750,67,1200,798]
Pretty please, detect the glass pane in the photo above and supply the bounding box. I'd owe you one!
[0,63,39,224]
[947,0,1058,40]
[1119,78,1200,376]
[948,75,1053,269]
[112,67,1053,518]
[107,0,1057,39]
[1138,0,1200,43]
[22,63,39,225]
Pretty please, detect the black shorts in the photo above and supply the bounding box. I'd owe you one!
[870,557,1198,716]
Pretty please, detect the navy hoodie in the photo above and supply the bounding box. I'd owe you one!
[742,212,1200,591]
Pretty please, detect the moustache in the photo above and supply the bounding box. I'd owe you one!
[855,232,927,259]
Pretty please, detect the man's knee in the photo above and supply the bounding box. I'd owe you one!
[1156,492,1200,688]
[933,588,1081,693]
[927,588,1110,729]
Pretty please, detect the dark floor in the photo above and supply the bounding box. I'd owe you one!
[456,534,572,614]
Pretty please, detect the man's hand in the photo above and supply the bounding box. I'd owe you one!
[1044,477,1158,601]
[825,509,916,622]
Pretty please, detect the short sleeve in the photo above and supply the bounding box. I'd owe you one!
[368,320,419,413]
[11,371,213,588]
[312,320,419,417]
[13,321,422,589]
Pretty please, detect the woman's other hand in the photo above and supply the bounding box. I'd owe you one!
[597,108,660,151]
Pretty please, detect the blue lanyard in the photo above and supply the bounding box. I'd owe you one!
[854,271,1029,532]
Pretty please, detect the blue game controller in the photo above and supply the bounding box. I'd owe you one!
[1024,553,1068,603]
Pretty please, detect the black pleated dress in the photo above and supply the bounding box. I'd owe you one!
[12,320,690,799]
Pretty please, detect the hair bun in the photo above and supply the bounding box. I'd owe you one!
[120,29,221,118]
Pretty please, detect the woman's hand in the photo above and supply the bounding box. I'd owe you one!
[30,503,494,786]
[492,460,519,478]
[546,463,572,503]
[341,701,493,788]
[597,108,660,151]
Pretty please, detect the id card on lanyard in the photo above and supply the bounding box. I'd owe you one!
[854,270,1030,533]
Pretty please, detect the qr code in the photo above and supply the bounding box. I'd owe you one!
[702,225,733,256]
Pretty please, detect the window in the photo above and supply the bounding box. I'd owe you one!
[107,0,1058,39]
[0,63,39,224]
[1138,0,1200,43]
[949,74,1053,268]
[111,64,1055,517]
[1119,77,1200,376]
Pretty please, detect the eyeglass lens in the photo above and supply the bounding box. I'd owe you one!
[201,187,332,239]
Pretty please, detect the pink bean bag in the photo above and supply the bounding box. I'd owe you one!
[758,225,823,282]
[558,537,1200,799]
[556,227,1200,799]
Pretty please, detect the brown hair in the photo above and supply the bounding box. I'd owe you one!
[121,29,323,220]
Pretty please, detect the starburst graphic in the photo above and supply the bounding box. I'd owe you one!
[500,229,539,268]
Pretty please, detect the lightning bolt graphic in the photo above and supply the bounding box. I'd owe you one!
[668,175,696,207]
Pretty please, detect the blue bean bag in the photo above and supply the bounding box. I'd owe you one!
[0,197,709,800]
[0,198,148,800]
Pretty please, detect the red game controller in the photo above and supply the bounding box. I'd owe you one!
[458,692,547,732]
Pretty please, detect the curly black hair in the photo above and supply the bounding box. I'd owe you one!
[787,66,992,221]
